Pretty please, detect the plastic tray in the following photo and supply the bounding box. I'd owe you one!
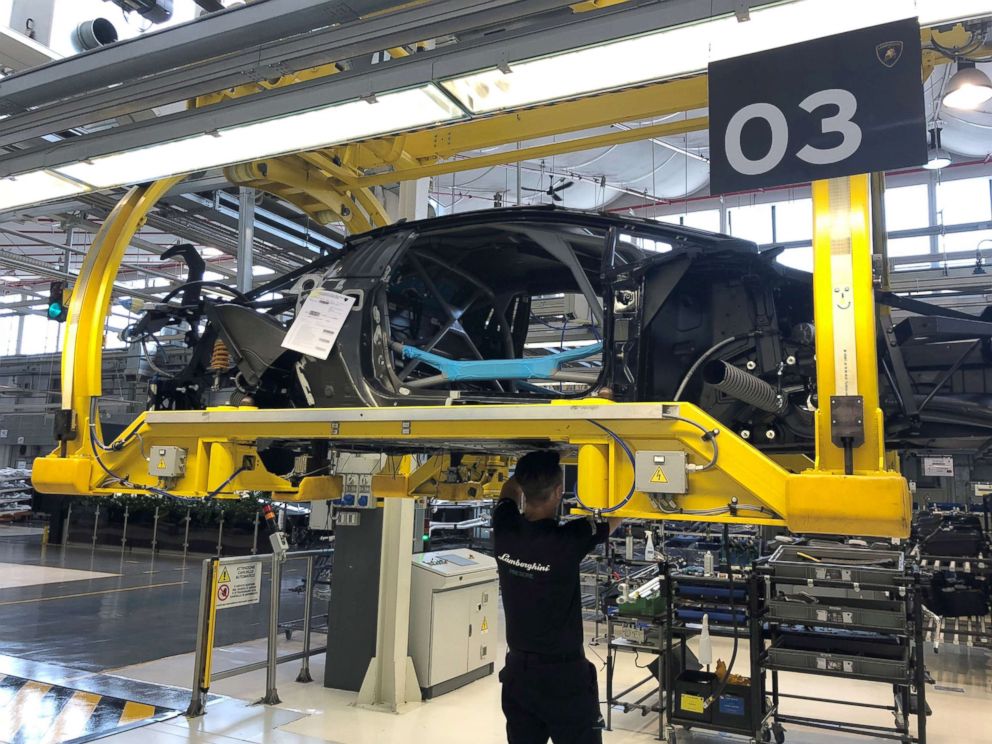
[767,545,905,586]
[767,595,906,632]
[767,635,909,682]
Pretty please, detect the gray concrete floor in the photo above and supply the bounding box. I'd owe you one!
[0,529,310,672]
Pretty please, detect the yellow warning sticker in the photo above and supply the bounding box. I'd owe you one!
[481,617,489,632]
[651,466,668,484]
[680,693,705,714]
[218,567,231,583]
[157,460,166,470]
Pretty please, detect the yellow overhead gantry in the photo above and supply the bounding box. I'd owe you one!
[32,40,913,538]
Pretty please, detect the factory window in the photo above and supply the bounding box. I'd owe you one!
[940,229,992,254]
[888,237,933,272]
[884,184,929,231]
[0,316,18,355]
[19,315,59,355]
[104,313,132,350]
[657,209,721,233]
[937,177,992,227]
[888,236,931,258]
[682,209,721,232]
[770,199,813,243]
[622,234,672,253]
[775,247,813,273]
[727,203,773,244]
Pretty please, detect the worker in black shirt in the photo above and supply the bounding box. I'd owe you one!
[493,450,621,744]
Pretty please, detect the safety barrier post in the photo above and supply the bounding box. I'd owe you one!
[296,555,314,683]
[91,504,100,548]
[216,511,225,557]
[121,504,129,550]
[182,508,191,559]
[186,549,331,717]
[251,511,260,555]
[186,558,219,717]
[261,552,282,704]
[62,503,71,548]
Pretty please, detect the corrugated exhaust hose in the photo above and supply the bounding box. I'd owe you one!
[703,359,786,413]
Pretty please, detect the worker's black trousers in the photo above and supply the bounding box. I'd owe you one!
[500,653,604,744]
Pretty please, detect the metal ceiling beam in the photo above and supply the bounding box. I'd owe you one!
[0,0,738,176]
[0,247,160,303]
[354,116,709,187]
[0,226,183,284]
[164,192,340,260]
[0,0,421,114]
[889,267,992,294]
[0,0,587,150]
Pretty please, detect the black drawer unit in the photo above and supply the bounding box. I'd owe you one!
[759,544,927,744]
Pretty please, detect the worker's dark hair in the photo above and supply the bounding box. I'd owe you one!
[514,450,563,504]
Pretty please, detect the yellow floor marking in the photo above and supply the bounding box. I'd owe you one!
[37,691,103,744]
[0,681,52,742]
[0,580,187,606]
[117,700,156,726]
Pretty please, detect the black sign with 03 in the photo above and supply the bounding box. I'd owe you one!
[708,18,927,194]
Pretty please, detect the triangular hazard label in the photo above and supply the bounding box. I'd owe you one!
[650,467,668,484]
[218,567,231,583]
[481,617,488,632]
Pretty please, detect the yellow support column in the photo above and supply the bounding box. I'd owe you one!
[811,176,885,474]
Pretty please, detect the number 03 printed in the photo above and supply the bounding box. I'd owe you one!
[708,18,926,194]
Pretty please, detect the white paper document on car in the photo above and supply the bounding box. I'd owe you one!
[281,289,356,359]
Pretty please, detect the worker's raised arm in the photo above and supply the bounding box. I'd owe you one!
[499,476,524,509]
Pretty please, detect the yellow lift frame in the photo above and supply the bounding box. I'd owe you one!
[31,66,912,537]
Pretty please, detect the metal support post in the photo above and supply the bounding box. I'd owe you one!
[216,511,225,557]
[236,187,256,295]
[186,559,217,717]
[811,176,884,474]
[151,506,159,553]
[296,555,315,683]
[62,503,72,548]
[121,504,129,550]
[262,553,283,705]
[91,504,100,548]
[251,511,260,555]
[183,508,191,559]
[397,178,429,222]
[913,584,927,744]
[357,496,422,711]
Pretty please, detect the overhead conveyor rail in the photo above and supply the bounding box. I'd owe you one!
[0,0,784,176]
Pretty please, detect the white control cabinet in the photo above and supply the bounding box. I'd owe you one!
[409,548,499,699]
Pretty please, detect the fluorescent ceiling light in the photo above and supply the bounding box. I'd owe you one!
[55,86,463,189]
[917,0,992,25]
[442,0,990,114]
[0,170,88,210]
[924,128,951,169]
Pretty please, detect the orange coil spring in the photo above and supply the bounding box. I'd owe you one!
[209,339,232,371]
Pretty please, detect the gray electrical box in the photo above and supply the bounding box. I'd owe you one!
[634,451,688,494]
[148,446,187,478]
[409,549,498,699]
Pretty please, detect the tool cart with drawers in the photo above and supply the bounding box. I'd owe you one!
[759,544,929,744]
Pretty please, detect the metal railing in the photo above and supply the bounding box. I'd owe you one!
[186,548,331,716]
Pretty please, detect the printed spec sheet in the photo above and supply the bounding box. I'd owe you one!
[281,289,356,360]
